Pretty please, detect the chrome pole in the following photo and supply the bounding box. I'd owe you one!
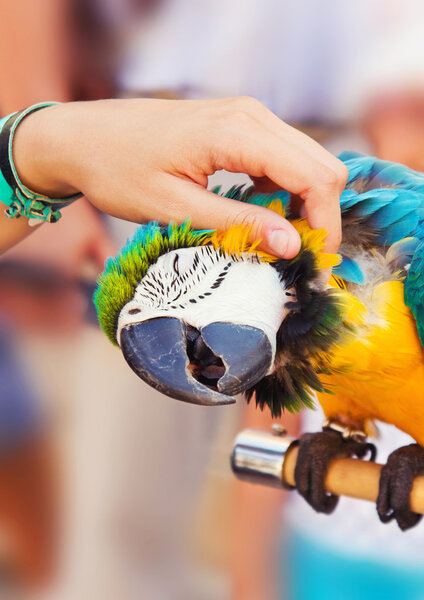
[230,426,296,489]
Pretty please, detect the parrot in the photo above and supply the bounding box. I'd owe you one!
[94,152,424,530]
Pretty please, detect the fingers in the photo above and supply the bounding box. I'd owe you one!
[214,98,347,253]
[224,96,347,184]
[241,97,346,178]
[300,184,342,254]
[154,176,301,259]
[63,96,346,259]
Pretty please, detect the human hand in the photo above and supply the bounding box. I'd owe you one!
[13,97,348,257]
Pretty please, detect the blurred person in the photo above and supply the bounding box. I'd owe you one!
[0,1,113,596]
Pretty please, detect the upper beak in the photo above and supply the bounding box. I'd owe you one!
[120,317,273,406]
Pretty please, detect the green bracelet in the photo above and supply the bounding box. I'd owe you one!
[0,102,82,225]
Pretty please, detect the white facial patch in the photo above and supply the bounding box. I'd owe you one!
[117,246,289,361]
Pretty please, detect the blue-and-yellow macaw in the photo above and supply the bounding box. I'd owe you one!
[94,152,424,530]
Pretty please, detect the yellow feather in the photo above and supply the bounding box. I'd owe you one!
[266,198,286,217]
[291,218,341,269]
[203,225,276,262]
[318,280,424,444]
[203,210,340,270]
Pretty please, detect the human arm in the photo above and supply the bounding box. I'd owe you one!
[3,97,348,255]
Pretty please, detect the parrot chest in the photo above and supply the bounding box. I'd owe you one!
[318,280,424,443]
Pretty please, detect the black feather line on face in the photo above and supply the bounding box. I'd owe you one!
[244,250,352,417]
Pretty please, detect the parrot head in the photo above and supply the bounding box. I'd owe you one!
[94,187,353,416]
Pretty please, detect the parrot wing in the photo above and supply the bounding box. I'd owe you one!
[338,152,424,247]
[404,240,424,347]
[334,152,424,348]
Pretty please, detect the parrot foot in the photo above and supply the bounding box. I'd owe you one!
[294,426,376,514]
[377,444,424,531]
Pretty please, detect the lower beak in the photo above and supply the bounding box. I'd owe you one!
[120,317,273,406]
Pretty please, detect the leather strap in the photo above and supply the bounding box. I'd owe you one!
[0,111,21,190]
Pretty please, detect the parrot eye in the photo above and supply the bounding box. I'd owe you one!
[173,255,180,275]
[170,250,198,276]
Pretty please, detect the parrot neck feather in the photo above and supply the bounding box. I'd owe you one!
[244,247,359,417]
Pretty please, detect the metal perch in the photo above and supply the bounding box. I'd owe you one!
[231,428,424,515]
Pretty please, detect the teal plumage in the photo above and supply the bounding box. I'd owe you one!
[405,241,424,346]
[333,154,424,347]
[338,153,424,242]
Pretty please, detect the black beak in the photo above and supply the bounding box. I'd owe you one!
[120,317,273,406]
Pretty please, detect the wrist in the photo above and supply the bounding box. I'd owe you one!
[12,103,80,199]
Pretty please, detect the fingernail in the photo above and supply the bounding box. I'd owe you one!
[267,229,289,257]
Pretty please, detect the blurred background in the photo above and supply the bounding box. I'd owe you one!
[0,1,423,599]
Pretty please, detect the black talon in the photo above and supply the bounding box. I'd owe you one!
[294,429,376,514]
[377,443,424,531]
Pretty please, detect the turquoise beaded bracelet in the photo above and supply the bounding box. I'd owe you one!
[0,102,82,225]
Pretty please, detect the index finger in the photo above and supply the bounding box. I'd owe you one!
[215,122,344,253]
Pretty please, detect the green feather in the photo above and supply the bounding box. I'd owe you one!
[94,220,209,344]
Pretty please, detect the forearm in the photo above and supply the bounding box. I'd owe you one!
[1,97,347,255]
[0,103,79,252]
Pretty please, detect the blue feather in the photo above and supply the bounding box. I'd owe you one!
[371,163,411,188]
[345,159,375,183]
[376,213,420,246]
[248,190,291,210]
[341,153,376,183]
[339,190,361,211]
[333,256,365,284]
[350,190,399,217]
[336,153,424,351]
[338,151,363,162]
[370,194,421,229]
[386,237,420,271]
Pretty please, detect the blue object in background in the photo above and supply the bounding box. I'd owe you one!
[281,528,424,600]
[0,322,43,451]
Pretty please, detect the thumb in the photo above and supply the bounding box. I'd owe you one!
[164,178,301,259]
